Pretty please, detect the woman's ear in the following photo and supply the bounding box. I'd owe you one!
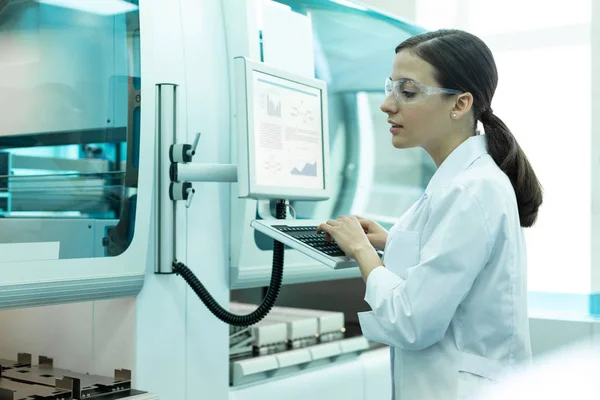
[451,92,473,119]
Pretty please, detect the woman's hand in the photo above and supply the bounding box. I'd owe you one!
[316,216,372,259]
[355,216,388,250]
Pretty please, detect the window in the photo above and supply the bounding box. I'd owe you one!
[493,45,591,293]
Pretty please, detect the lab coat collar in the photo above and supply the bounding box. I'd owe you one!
[424,135,488,196]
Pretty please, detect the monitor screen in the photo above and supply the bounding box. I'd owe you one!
[251,70,324,192]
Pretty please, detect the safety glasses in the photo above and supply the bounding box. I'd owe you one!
[385,78,462,104]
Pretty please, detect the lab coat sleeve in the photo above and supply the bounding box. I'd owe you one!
[358,184,493,350]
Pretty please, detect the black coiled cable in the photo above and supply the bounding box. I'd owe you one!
[172,199,287,326]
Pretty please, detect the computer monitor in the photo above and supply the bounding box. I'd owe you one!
[233,57,330,201]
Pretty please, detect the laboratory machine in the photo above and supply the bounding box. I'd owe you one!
[0,0,429,399]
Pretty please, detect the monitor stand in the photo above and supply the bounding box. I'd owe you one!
[257,199,294,220]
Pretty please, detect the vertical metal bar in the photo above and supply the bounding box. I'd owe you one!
[155,84,177,273]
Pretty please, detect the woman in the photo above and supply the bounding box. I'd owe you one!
[317,29,543,400]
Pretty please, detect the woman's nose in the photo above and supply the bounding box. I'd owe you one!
[380,94,398,115]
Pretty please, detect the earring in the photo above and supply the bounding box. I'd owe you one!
[452,113,457,118]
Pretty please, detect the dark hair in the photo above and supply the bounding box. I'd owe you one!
[396,29,542,228]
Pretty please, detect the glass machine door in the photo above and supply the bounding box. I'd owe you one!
[0,0,141,259]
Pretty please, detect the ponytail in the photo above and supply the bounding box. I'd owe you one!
[480,111,543,228]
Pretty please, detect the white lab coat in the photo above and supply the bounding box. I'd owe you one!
[358,135,532,400]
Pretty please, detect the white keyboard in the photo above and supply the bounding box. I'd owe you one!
[250,219,358,270]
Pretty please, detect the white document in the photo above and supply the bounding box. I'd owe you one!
[0,242,60,263]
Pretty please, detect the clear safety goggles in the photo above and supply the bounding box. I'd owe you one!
[385,78,462,104]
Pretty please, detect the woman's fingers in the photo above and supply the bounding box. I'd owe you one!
[352,215,371,230]
[317,222,335,243]
[316,222,331,234]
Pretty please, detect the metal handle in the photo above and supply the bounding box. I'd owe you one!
[186,132,201,158]
[185,187,195,208]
